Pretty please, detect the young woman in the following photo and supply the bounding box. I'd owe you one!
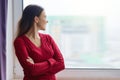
[14,5,65,80]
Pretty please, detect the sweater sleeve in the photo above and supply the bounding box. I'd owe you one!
[47,35,65,74]
[14,37,56,76]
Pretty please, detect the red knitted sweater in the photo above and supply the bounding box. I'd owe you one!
[14,33,65,80]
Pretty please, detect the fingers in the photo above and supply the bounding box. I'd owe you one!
[26,57,34,64]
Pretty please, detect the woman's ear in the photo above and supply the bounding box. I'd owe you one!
[34,16,39,23]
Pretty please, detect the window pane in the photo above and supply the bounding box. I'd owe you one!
[23,0,120,68]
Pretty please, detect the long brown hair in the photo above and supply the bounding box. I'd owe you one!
[16,5,44,37]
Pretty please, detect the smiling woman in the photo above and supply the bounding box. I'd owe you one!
[13,4,65,80]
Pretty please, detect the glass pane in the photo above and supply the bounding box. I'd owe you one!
[23,0,120,68]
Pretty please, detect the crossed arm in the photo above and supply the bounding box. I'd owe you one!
[14,36,65,77]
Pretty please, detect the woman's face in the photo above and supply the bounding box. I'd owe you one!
[37,11,48,30]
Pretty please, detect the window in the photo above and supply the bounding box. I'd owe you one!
[23,0,120,68]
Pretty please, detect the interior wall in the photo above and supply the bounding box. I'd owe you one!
[6,0,22,80]
[56,69,120,79]
[6,0,13,79]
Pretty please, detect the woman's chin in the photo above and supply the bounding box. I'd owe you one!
[41,28,46,31]
[39,27,46,31]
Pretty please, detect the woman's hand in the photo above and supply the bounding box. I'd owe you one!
[26,57,34,64]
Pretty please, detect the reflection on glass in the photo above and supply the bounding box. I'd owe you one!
[47,16,109,68]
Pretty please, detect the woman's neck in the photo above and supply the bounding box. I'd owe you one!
[25,25,39,39]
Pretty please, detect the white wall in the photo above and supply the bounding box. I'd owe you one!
[56,69,120,79]
[6,0,22,80]
[6,0,14,79]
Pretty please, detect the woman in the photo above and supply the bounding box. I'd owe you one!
[14,4,65,80]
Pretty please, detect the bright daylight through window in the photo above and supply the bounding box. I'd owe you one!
[23,0,120,68]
